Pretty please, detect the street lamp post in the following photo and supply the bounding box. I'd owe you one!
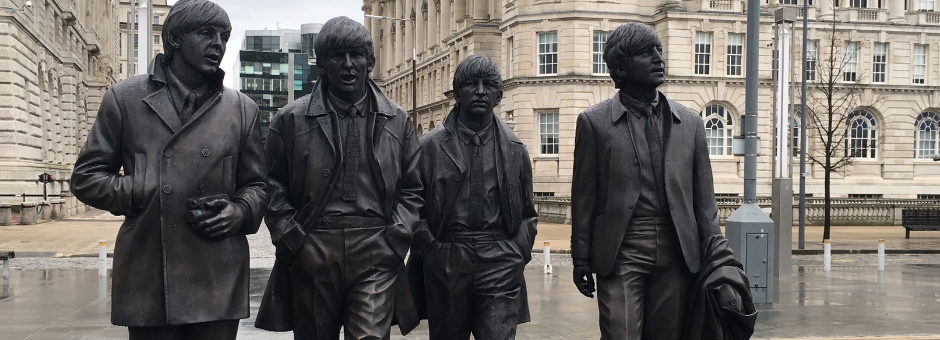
[365,14,417,125]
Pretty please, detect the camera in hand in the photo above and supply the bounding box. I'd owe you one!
[185,194,230,224]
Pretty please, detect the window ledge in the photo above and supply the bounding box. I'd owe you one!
[535,155,560,160]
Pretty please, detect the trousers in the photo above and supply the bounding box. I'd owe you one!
[423,230,526,340]
[596,220,691,340]
[288,224,401,340]
[127,320,239,340]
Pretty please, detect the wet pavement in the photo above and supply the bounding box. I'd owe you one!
[2,259,940,339]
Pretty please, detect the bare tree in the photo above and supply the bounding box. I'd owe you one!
[802,19,884,241]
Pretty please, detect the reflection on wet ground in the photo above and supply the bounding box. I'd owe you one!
[1,264,940,339]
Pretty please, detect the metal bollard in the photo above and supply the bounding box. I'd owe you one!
[877,239,885,271]
[2,259,8,279]
[823,239,831,272]
[543,242,552,274]
[98,240,107,277]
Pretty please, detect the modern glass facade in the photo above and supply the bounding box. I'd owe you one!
[235,25,321,140]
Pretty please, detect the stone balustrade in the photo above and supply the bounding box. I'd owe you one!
[534,197,940,226]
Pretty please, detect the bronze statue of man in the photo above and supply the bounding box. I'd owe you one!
[255,16,421,339]
[407,55,538,340]
[71,1,267,338]
[571,22,751,339]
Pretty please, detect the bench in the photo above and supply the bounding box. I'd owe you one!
[902,209,940,238]
[1,250,13,278]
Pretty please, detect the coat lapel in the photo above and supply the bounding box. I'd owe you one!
[143,88,182,133]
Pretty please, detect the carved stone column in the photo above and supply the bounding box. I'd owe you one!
[888,0,906,23]
[818,0,836,21]
[473,0,488,22]
[441,0,452,38]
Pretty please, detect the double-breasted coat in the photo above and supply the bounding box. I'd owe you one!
[255,78,422,332]
[406,109,539,322]
[71,56,268,327]
[571,94,723,276]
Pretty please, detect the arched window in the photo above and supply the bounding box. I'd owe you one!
[846,110,877,159]
[700,104,735,156]
[915,111,940,159]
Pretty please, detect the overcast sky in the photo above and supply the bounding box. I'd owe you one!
[166,0,365,87]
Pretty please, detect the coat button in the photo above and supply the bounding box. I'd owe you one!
[322,169,330,177]
[628,204,634,209]
[201,148,211,157]
[671,203,676,209]
[164,149,173,158]
[162,185,172,194]
[199,184,206,193]
[730,298,737,306]
[633,159,639,166]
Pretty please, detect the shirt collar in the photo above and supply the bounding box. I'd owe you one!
[325,88,369,118]
[456,117,494,146]
[619,90,661,119]
[164,65,212,113]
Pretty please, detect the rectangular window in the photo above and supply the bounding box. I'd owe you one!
[919,0,935,10]
[153,15,159,24]
[538,32,558,75]
[154,35,160,45]
[695,32,712,75]
[727,33,744,76]
[914,44,927,84]
[118,33,122,56]
[806,40,817,81]
[849,0,867,7]
[843,42,858,82]
[919,194,940,200]
[534,192,556,197]
[847,194,882,199]
[134,34,138,57]
[539,112,560,155]
[593,31,610,75]
[119,63,122,74]
[507,37,514,78]
[872,43,886,83]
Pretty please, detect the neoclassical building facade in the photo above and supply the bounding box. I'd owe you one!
[364,0,940,199]
[0,0,121,208]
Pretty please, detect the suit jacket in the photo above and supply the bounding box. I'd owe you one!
[71,55,268,326]
[571,92,722,276]
[406,109,538,321]
[682,235,758,340]
[255,78,422,333]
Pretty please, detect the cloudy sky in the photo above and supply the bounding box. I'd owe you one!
[165,0,365,87]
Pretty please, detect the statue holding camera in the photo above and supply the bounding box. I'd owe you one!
[71,1,267,338]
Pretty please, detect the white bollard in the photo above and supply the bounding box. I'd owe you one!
[823,239,831,272]
[877,239,885,271]
[543,242,552,274]
[98,240,107,277]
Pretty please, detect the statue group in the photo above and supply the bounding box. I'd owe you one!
[71,1,757,339]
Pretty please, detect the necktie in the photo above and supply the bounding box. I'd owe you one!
[469,134,484,229]
[343,108,360,201]
[179,92,197,123]
[645,104,669,211]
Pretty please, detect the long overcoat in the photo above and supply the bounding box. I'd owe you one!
[255,78,422,333]
[406,109,539,322]
[571,93,723,276]
[71,56,267,327]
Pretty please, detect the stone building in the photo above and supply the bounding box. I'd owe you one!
[364,0,940,199]
[116,0,171,79]
[0,0,121,214]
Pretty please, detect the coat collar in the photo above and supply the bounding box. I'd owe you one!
[305,77,396,118]
[439,108,523,174]
[143,54,224,133]
[611,91,683,124]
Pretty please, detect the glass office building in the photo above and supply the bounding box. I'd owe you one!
[234,24,322,139]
